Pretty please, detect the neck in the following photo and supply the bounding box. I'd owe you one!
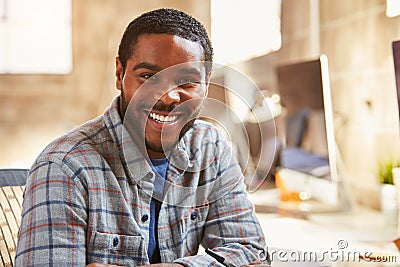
[147,149,166,159]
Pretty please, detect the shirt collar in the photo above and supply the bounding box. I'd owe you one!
[103,97,153,185]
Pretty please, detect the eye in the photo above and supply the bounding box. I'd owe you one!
[177,77,200,88]
[140,73,158,81]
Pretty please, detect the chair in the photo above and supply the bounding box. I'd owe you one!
[0,169,28,267]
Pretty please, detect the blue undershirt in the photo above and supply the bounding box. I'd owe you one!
[148,157,168,263]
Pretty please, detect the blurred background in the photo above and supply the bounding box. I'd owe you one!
[1,0,400,211]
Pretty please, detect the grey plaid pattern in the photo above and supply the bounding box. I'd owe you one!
[15,97,267,266]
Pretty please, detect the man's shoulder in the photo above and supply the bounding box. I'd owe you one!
[181,119,231,156]
[191,119,222,137]
[189,119,229,143]
[36,115,113,164]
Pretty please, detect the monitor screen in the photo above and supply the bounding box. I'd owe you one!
[392,40,400,119]
[276,55,339,205]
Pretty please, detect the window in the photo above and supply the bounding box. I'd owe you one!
[211,0,282,65]
[0,0,72,74]
[387,0,400,17]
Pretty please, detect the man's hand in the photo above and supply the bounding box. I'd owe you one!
[242,260,271,267]
[85,264,122,267]
[85,263,184,267]
[243,265,270,267]
[138,264,185,267]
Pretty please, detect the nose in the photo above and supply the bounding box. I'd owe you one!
[158,88,181,105]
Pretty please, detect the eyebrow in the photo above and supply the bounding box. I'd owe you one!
[178,67,202,76]
[133,62,203,76]
[133,62,162,72]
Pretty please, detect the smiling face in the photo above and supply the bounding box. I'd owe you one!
[115,34,210,158]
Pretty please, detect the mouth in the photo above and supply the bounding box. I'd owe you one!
[149,112,178,124]
[145,109,185,132]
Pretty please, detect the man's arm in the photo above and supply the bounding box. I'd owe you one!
[169,126,268,267]
[85,262,268,267]
[86,263,184,267]
[15,160,88,266]
[173,178,268,267]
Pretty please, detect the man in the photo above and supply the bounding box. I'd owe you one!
[15,8,268,266]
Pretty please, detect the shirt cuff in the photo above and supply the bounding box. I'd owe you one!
[173,248,270,267]
[174,254,225,267]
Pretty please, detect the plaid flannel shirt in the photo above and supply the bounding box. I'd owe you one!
[15,97,268,266]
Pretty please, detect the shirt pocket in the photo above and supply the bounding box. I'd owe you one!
[87,231,147,266]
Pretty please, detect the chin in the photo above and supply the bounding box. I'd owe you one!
[145,141,172,156]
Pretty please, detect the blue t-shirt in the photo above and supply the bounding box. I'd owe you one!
[148,157,168,263]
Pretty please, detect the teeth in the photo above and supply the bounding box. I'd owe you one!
[149,112,177,123]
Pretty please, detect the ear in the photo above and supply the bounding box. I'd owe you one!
[115,57,124,90]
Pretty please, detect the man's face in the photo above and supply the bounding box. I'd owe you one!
[115,34,209,158]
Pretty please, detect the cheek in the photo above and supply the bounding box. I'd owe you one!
[195,86,208,101]
[121,79,141,104]
[183,86,207,104]
[187,90,207,108]
[123,90,134,104]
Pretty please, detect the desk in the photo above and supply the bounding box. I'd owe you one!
[251,190,399,267]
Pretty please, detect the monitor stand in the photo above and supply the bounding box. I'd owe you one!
[250,145,353,216]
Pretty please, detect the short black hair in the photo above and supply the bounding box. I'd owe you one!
[118,8,213,73]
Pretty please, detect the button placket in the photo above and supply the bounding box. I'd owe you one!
[140,171,155,195]
[141,214,149,222]
[190,211,197,220]
[142,172,153,224]
[112,237,119,247]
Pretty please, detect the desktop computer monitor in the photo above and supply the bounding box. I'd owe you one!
[392,40,400,119]
[276,55,340,207]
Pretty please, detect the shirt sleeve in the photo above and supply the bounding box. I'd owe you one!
[174,130,269,266]
[15,160,88,266]
[174,179,269,267]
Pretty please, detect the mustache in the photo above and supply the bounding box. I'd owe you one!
[139,101,192,114]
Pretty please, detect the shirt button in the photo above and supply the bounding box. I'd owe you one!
[142,214,149,222]
[113,237,119,247]
[190,211,197,220]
